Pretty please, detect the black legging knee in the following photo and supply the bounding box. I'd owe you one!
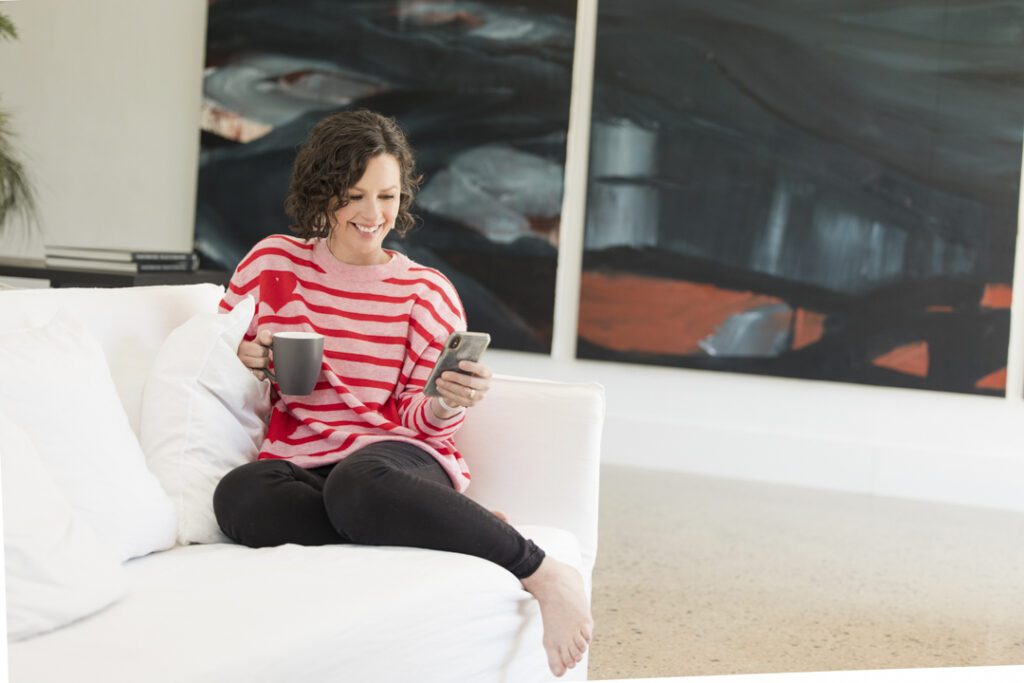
[213,440,545,579]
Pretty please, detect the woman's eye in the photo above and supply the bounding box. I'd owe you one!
[381,195,395,200]
[348,195,362,201]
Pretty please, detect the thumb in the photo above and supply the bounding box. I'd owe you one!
[257,329,274,346]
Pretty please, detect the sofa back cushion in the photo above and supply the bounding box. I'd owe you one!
[0,284,225,436]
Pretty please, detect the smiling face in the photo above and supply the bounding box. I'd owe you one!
[327,153,402,266]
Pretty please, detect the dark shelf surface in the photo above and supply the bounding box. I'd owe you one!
[0,259,230,289]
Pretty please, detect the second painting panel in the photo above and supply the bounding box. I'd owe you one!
[579,0,1020,395]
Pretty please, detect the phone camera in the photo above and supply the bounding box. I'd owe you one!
[450,337,461,350]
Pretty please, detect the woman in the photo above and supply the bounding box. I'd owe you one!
[213,109,592,677]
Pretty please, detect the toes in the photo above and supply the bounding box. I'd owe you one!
[545,645,565,677]
[560,645,576,671]
[573,632,588,654]
[548,657,565,677]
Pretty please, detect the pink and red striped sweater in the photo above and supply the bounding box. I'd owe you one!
[219,234,472,491]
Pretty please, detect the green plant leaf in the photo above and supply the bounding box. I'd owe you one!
[0,13,16,41]
[0,12,36,232]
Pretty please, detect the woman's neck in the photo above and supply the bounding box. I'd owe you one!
[326,232,391,266]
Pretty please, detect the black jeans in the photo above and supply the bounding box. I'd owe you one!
[213,440,545,579]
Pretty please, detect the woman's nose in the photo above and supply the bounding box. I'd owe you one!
[361,199,384,220]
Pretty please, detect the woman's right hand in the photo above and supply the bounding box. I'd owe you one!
[237,329,273,379]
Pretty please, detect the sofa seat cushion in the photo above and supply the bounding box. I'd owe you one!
[9,525,580,683]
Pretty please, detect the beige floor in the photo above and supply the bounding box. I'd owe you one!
[588,464,1024,680]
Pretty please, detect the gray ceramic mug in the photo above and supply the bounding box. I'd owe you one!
[264,331,325,395]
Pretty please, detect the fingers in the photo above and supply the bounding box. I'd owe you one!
[436,382,475,409]
[437,361,492,408]
[238,342,270,369]
[440,371,488,391]
[436,378,483,408]
[238,331,274,372]
[456,360,492,378]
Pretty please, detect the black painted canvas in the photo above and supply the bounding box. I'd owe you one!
[579,0,1023,395]
[198,0,576,352]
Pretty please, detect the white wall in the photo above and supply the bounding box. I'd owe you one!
[0,0,206,256]
[2,1,1024,512]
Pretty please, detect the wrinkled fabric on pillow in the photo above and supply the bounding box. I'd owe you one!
[1,410,126,641]
[0,313,177,561]
[140,296,270,544]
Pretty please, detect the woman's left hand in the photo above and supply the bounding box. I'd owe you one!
[436,360,493,410]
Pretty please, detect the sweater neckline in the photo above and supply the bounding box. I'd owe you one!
[311,238,407,282]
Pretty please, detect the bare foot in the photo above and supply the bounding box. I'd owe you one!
[521,557,593,677]
[492,510,509,523]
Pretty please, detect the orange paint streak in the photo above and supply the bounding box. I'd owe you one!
[873,341,929,378]
[981,284,1012,309]
[975,367,1007,391]
[792,309,826,350]
[578,272,782,355]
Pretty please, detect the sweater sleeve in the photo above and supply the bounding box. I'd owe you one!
[395,279,469,439]
[218,238,278,341]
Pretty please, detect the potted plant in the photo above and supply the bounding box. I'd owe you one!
[0,11,36,235]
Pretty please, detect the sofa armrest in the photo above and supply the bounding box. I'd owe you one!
[454,375,605,576]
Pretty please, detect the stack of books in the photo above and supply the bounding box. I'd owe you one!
[45,246,200,274]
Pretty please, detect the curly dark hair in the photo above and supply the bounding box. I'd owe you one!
[284,110,421,239]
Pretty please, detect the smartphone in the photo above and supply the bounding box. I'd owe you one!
[423,331,491,397]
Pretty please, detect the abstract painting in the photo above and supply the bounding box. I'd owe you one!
[579,0,1022,395]
[198,0,576,352]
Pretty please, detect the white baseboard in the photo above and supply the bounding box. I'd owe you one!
[602,412,1024,513]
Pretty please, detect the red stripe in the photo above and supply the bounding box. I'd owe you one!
[238,247,326,274]
[298,414,404,437]
[219,299,233,312]
[336,375,395,391]
[229,272,459,332]
[411,399,429,435]
[286,400,380,414]
[409,315,451,347]
[266,234,314,250]
[386,276,462,319]
[304,418,380,428]
[260,315,408,346]
[295,292,411,324]
[406,293,461,335]
[323,349,404,370]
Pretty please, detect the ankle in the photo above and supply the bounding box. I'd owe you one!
[521,556,557,592]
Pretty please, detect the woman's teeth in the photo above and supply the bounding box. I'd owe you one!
[353,223,380,234]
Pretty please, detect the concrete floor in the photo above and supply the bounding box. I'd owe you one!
[588,464,1024,680]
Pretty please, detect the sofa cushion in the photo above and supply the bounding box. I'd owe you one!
[141,296,271,544]
[0,312,177,561]
[1,410,126,642]
[9,525,582,682]
[0,283,225,436]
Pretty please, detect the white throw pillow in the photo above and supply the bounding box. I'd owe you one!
[1,410,126,641]
[140,296,270,544]
[0,313,177,562]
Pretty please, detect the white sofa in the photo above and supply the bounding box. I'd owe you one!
[0,283,605,683]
